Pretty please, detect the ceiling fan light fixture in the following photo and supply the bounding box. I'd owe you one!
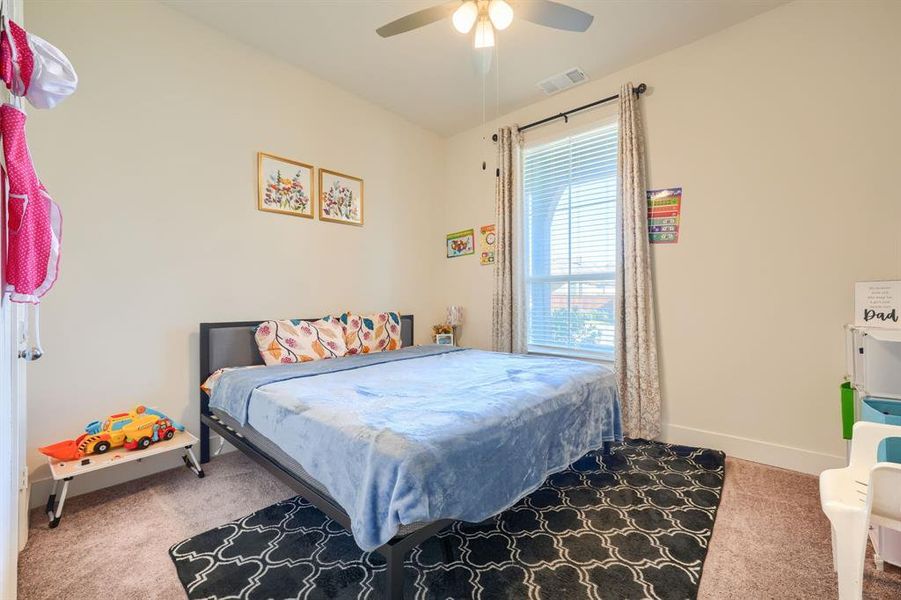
[473,16,495,48]
[452,1,479,34]
[487,0,514,30]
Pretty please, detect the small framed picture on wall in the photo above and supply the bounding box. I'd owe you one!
[435,333,455,346]
[319,168,364,226]
[257,152,314,218]
[446,229,475,258]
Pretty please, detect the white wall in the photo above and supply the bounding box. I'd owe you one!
[24,0,446,503]
[438,0,901,473]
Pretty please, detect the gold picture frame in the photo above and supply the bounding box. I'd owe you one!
[257,152,315,218]
[319,168,364,226]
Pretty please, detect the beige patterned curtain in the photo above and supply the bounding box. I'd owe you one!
[615,82,662,439]
[492,126,526,353]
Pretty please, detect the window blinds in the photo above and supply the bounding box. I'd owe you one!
[522,121,618,359]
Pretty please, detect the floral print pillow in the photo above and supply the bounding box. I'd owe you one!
[340,312,402,354]
[254,318,347,366]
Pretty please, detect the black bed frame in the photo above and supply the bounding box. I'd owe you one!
[198,315,451,600]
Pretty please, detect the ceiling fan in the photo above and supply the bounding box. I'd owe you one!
[376,0,594,48]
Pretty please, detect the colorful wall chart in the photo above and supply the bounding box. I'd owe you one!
[647,187,682,244]
[446,229,475,258]
[479,224,496,265]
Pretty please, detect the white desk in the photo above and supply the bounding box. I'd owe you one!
[44,430,203,528]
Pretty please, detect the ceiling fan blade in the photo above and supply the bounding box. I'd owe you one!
[376,1,460,38]
[512,0,594,32]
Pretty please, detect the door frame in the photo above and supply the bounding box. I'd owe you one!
[0,3,29,597]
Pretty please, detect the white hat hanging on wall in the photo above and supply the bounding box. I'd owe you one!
[1,16,78,109]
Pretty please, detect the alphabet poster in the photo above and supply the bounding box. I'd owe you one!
[479,224,496,266]
[647,188,681,244]
[855,281,901,328]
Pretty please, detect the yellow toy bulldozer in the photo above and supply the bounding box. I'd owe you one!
[39,405,184,461]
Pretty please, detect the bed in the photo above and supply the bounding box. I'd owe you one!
[199,315,621,600]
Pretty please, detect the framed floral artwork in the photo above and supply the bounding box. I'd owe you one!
[319,168,364,226]
[257,152,314,218]
[446,229,475,258]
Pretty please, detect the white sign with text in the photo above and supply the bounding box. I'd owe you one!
[855,281,901,328]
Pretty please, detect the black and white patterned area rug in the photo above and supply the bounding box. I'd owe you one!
[170,440,725,599]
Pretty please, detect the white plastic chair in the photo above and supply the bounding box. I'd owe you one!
[820,421,901,599]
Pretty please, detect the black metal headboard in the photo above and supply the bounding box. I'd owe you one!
[199,314,414,416]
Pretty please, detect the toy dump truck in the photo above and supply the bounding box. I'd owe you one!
[39,405,184,461]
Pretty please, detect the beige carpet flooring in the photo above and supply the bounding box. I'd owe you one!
[18,451,901,599]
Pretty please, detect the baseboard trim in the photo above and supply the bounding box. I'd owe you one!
[26,426,842,512]
[661,424,845,475]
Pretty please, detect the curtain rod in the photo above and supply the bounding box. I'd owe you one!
[494,83,647,139]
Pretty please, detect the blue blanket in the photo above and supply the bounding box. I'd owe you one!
[210,346,621,550]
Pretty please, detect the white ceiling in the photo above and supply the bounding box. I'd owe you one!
[163,0,785,136]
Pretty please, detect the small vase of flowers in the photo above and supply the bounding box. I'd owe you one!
[432,324,454,345]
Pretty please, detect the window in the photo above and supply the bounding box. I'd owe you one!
[522,120,618,360]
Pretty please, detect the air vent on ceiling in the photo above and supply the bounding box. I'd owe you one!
[537,67,589,96]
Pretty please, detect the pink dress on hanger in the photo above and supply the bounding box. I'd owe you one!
[2,102,61,303]
[0,16,74,304]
